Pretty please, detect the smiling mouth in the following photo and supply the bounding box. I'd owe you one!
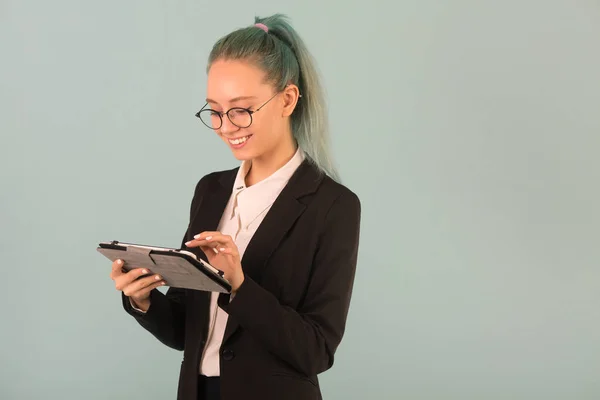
[228,135,252,145]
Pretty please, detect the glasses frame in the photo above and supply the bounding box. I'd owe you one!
[195,90,282,130]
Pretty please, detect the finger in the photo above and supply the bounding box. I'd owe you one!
[131,280,166,298]
[114,267,151,290]
[185,231,225,247]
[218,246,240,258]
[196,240,229,257]
[122,274,164,297]
[201,234,239,258]
[193,233,234,247]
[199,244,220,255]
[184,239,199,248]
[194,231,221,240]
[187,239,223,255]
[125,278,165,298]
[110,259,126,278]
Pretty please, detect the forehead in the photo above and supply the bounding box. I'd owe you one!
[206,59,270,102]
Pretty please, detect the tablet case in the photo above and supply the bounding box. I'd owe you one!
[97,241,231,293]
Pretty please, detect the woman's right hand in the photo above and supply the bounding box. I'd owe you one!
[110,259,165,312]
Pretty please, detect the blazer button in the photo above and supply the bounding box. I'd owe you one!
[222,348,235,361]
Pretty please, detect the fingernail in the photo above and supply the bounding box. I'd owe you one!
[194,234,201,239]
[160,281,166,285]
[142,269,148,274]
[155,275,161,280]
[185,241,191,246]
[205,236,212,241]
[220,248,225,252]
[117,260,122,265]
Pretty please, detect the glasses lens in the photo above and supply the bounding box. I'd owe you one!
[227,108,252,128]
[198,109,221,129]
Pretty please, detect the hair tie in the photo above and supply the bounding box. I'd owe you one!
[254,23,269,33]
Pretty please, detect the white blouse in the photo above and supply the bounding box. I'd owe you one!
[199,147,305,376]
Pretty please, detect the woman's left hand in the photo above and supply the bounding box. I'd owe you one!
[185,231,245,292]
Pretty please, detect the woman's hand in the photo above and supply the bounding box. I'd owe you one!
[110,259,165,312]
[185,231,245,292]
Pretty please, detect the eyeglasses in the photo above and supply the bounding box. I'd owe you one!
[195,91,281,130]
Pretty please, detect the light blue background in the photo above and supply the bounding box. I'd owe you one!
[1,1,599,399]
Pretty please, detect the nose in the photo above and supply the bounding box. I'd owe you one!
[219,115,239,136]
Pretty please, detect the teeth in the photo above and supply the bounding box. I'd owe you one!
[229,136,250,145]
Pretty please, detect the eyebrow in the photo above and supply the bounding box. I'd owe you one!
[205,95,257,105]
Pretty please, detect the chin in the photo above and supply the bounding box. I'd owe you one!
[230,148,256,161]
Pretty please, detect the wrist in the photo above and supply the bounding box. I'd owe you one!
[231,274,245,293]
[131,297,150,312]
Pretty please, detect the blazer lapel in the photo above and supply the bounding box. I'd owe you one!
[187,169,237,260]
[186,169,237,337]
[221,160,324,344]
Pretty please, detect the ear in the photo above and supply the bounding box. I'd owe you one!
[281,84,300,118]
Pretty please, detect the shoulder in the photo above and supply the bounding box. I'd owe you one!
[316,173,361,215]
[284,158,361,217]
[192,167,239,194]
[311,173,362,254]
[297,167,361,230]
[184,167,238,214]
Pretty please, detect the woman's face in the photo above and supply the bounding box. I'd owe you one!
[205,59,294,162]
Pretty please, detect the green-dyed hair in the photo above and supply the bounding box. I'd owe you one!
[207,14,339,181]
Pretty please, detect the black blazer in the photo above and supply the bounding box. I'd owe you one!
[122,159,361,400]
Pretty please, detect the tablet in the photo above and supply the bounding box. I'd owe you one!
[97,240,231,293]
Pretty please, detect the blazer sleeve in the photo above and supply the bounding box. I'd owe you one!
[121,178,206,351]
[122,281,187,351]
[218,189,361,377]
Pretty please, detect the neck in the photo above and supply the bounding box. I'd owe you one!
[245,132,297,187]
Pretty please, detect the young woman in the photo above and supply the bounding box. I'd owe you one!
[110,14,361,400]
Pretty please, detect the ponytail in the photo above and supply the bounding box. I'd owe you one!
[207,14,339,181]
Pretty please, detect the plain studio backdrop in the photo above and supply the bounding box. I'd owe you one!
[1,1,599,399]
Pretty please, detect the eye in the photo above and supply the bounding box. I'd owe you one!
[229,108,248,117]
